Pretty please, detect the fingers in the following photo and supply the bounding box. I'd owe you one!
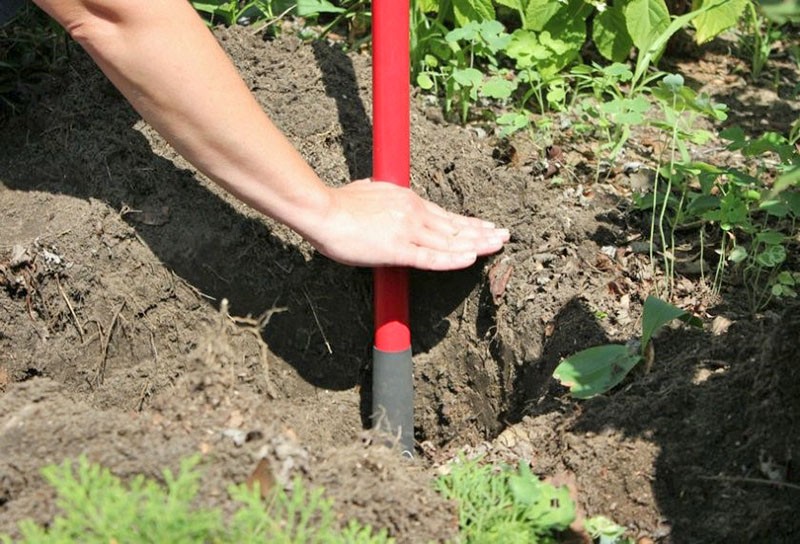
[395,246,479,271]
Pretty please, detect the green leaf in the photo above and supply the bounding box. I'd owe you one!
[686,194,721,215]
[756,230,786,245]
[692,0,748,43]
[778,271,796,286]
[452,67,483,87]
[417,72,435,89]
[447,20,480,42]
[495,0,522,8]
[481,76,517,98]
[625,0,670,53]
[720,125,747,147]
[523,0,566,30]
[593,5,635,62]
[416,0,441,13]
[497,112,530,136]
[508,463,575,529]
[756,244,787,267]
[453,0,495,25]
[553,345,642,399]
[662,72,684,92]
[771,165,800,195]
[295,0,345,16]
[507,29,546,68]
[585,516,628,540]
[728,244,748,263]
[629,0,730,89]
[642,296,699,348]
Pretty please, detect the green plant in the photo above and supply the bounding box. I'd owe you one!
[707,126,800,308]
[740,1,784,80]
[584,516,633,544]
[416,18,517,123]
[192,0,270,26]
[2,456,392,544]
[436,457,575,543]
[553,296,701,399]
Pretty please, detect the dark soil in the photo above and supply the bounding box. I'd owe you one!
[1,25,799,543]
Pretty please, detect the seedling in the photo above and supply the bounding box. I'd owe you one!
[553,296,701,399]
[436,457,575,543]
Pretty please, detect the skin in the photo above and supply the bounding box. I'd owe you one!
[32,0,510,270]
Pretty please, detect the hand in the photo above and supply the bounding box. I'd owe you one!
[307,179,510,270]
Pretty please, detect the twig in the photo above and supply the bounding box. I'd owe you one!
[302,287,332,354]
[250,4,295,35]
[224,298,287,399]
[149,330,159,369]
[699,475,800,492]
[136,379,151,412]
[56,276,84,342]
[94,300,126,386]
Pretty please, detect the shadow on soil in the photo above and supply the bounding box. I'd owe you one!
[0,44,483,416]
[514,294,800,542]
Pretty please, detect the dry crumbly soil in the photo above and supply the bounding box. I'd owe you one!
[1,26,799,543]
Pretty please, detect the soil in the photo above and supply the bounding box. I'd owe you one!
[2,24,800,544]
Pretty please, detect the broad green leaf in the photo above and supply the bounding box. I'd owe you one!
[523,0,565,30]
[785,191,800,216]
[453,0,495,25]
[756,244,787,267]
[692,0,748,43]
[480,77,517,98]
[417,72,435,89]
[295,0,344,16]
[538,0,591,75]
[193,2,232,15]
[604,63,634,79]
[778,271,796,286]
[553,344,642,399]
[755,230,786,244]
[593,5,634,61]
[662,72,684,91]
[507,29,546,68]
[686,194,721,215]
[720,125,747,147]
[759,0,800,23]
[497,112,530,136]
[447,21,480,42]
[629,0,730,89]
[625,0,670,52]
[771,165,800,195]
[759,198,791,217]
[728,245,748,263]
[452,67,483,87]
[642,296,700,348]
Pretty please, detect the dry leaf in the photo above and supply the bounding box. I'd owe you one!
[246,457,276,498]
[488,257,514,304]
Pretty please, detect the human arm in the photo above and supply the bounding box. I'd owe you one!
[32,0,510,269]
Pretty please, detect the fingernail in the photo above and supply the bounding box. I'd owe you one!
[496,228,510,239]
[482,220,496,228]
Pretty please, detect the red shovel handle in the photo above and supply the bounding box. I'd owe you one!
[373,0,410,353]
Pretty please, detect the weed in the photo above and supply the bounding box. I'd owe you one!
[1,455,392,544]
[436,456,575,543]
